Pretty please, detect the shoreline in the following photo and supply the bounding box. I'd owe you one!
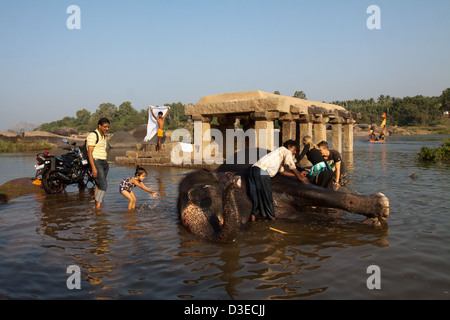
[352,122,450,136]
[1,124,449,153]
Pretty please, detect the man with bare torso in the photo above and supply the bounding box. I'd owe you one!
[150,106,170,152]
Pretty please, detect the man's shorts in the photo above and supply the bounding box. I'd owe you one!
[157,129,164,137]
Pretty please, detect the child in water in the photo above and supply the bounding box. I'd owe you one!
[120,166,158,210]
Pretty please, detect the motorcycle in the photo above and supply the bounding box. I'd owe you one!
[34,151,51,180]
[35,138,96,194]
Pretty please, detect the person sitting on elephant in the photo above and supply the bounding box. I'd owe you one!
[297,136,334,189]
[248,140,307,222]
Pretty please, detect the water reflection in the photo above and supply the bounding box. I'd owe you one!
[367,142,388,176]
[342,151,354,171]
[37,192,118,288]
[1,136,449,299]
[175,212,390,299]
[6,161,392,299]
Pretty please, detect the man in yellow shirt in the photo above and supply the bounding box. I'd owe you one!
[87,118,110,210]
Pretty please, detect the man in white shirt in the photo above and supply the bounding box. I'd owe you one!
[248,140,306,221]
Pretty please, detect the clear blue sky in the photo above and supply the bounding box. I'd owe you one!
[1,0,449,131]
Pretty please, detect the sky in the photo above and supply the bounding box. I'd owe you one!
[0,0,449,131]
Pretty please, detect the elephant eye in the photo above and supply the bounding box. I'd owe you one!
[200,196,212,209]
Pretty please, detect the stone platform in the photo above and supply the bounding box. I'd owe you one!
[186,90,359,158]
[116,90,359,167]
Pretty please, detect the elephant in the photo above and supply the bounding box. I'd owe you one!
[178,152,389,243]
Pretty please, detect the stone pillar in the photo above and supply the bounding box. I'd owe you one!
[217,115,236,160]
[192,115,212,164]
[330,118,343,154]
[343,120,354,153]
[314,123,326,145]
[281,120,296,143]
[251,111,279,153]
[255,120,275,151]
[298,115,313,144]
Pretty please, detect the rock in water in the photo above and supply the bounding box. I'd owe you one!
[108,131,139,148]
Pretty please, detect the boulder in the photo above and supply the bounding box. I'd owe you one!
[355,124,370,130]
[51,127,79,137]
[131,124,148,142]
[108,131,139,148]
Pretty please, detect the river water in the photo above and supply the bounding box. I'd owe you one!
[0,135,449,300]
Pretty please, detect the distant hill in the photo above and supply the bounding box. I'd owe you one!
[6,121,39,133]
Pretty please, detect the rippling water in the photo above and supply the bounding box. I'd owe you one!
[0,135,449,300]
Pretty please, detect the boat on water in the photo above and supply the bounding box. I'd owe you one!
[369,113,387,142]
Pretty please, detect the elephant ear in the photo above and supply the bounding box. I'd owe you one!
[224,172,235,179]
[216,172,236,184]
[223,175,242,190]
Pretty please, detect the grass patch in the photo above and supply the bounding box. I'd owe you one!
[0,139,53,153]
[418,139,450,162]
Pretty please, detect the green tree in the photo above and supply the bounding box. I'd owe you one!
[293,91,307,99]
[440,88,450,112]
[36,116,75,132]
[88,103,118,130]
[164,102,188,130]
[74,108,91,132]
[114,101,139,131]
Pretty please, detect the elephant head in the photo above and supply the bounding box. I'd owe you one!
[178,169,243,243]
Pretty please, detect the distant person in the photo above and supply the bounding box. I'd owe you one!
[369,125,379,141]
[119,166,158,211]
[87,118,110,211]
[297,136,333,189]
[317,141,347,187]
[379,131,385,140]
[369,127,377,141]
[150,106,170,152]
[248,140,307,222]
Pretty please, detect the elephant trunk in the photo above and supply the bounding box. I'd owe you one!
[215,176,242,243]
[270,175,389,220]
[339,192,389,220]
[287,184,390,220]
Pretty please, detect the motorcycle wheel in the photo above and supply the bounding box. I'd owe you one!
[78,169,96,190]
[42,169,66,194]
